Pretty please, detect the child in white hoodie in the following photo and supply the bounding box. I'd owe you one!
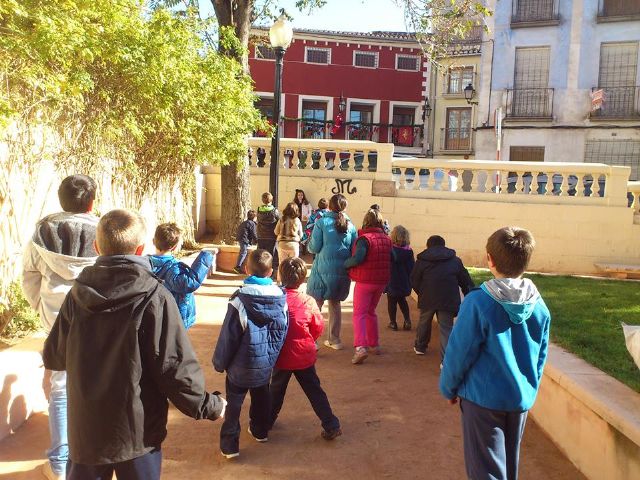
[22,174,99,480]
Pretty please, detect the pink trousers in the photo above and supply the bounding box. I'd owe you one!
[352,282,386,348]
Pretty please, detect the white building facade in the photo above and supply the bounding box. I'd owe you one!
[476,0,640,179]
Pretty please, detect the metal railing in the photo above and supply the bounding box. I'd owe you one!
[512,0,559,23]
[440,128,474,152]
[505,88,554,119]
[590,86,640,119]
[598,0,640,18]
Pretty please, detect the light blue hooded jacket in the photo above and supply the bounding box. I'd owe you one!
[439,278,551,411]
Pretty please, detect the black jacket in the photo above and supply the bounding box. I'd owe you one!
[43,255,224,465]
[256,205,280,240]
[410,246,474,313]
[236,219,258,245]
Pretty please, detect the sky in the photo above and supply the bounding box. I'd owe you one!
[200,0,409,33]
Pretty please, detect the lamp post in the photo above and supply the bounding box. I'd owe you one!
[464,83,479,105]
[422,96,432,156]
[269,13,293,208]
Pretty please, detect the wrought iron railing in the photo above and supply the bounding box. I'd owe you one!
[598,0,640,18]
[440,128,474,152]
[511,0,559,23]
[505,88,554,119]
[590,86,640,119]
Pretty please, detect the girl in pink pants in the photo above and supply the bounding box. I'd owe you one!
[344,209,392,365]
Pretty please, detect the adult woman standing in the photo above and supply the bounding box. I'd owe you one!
[307,194,357,350]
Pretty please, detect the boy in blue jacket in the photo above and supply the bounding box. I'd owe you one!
[149,222,214,329]
[440,226,550,480]
[213,249,288,459]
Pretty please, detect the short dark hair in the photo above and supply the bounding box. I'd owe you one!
[58,175,97,213]
[427,235,445,248]
[247,210,257,221]
[486,227,535,278]
[370,204,381,211]
[154,222,181,251]
[96,209,146,256]
[279,257,307,289]
[248,249,272,277]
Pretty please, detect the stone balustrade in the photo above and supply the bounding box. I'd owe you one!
[628,181,640,216]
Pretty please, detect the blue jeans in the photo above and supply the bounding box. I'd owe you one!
[66,448,162,480]
[47,370,68,476]
[235,242,249,269]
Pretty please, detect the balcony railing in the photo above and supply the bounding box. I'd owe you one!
[511,0,559,25]
[505,88,554,119]
[440,128,474,153]
[598,0,640,20]
[590,86,640,119]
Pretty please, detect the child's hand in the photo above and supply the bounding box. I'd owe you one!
[448,396,458,405]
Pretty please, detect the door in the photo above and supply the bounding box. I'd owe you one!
[445,108,472,150]
[513,47,550,117]
[598,42,638,117]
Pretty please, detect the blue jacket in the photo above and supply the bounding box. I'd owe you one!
[307,211,357,301]
[440,278,551,412]
[386,246,415,297]
[149,251,213,329]
[213,276,288,388]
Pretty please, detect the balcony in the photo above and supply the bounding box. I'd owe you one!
[590,87,640,119]
[597,0,640,22]
[505,88,554,120]
[511,0,560,27]
[440,128,474,154]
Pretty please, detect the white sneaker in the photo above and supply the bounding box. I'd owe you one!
[351,347,368,365]
[248,426,268,442]
[323,340,344,350]
[221,451,239,459]
[42,462,63,480]
[413,347,426,355]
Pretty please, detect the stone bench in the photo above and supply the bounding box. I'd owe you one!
[594,262,640,279]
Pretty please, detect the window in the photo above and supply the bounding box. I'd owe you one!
[509,146,545,162]
[255,98,274,121]
[599,0,640,18]
[348,104,374,140]
[391,106,416,146]
[255,45,275,60]
[301,101,327,139]
[396,55,420,71]
[509,47,553,118]
[354,51,378,68]
[585,140,640,180]
[444,108,472,150]
[594,43,639,118]
[305,47,331,64]
[512,0,558,23]
[447,67,475,94]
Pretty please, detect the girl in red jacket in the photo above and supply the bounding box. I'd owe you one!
[344,209,392,365]
[269,257,342,440]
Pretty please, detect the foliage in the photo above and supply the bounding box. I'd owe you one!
[0,281,40,340]
[469,268,640,392]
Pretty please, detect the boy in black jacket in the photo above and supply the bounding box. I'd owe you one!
[411,235,474,361]
[234,209,257,274]
[43,209,225,480]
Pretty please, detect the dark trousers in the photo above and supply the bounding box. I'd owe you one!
[66,448,161,480]
[460,399,528,480]
[270,366,340,432]
[415,309,455,360]
[257,239,278,275]
[235,242,250,269]
[220,378,271,455]
[387,294,410,325]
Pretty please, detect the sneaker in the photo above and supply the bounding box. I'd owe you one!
[221,451,240,459]
[351,347,368,365]
[403,321,412,331]
[387,322,398,331]
[414,347,426,355]
[323,340,344,350]
[440,363,443,370]
[321,427,343,441]
[233,267,244,275]
[248,426,268,442]
[368,346,382,355]
[42,463,64,480]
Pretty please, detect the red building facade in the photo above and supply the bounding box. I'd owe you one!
[249,28,428,153]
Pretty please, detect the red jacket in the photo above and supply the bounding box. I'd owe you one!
[275,288,324,370]
[348,228,392,285]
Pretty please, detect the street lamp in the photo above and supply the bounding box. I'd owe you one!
[339,94,346,114]
[269,13,293,208]
[464,83,479,105]
[422,96,432,121]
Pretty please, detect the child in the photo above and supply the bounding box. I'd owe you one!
[301,197,329,253]
[43,209,225,480]
[275,202,303,264]
[213,249,289,459]
[386,225,415,331]
[149,222,214,329]
[293,189,313,222]
[344,209,392,365]
[440,227,551,480]
[370,204,391,235]
[411,235,474,360]
[22,174,99,480]
[234,210,257,274]
[269,258,342,440]
[256,192,281,273]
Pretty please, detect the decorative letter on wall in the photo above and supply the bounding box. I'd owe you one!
[332,179,357,195]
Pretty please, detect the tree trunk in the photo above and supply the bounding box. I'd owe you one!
[212,0,253,242]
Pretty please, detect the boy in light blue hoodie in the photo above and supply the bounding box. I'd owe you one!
[440,226,550,480]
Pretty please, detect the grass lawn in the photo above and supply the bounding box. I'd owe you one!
[468,268,640,393]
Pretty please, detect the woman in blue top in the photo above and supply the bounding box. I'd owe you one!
[307,194,357,350]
